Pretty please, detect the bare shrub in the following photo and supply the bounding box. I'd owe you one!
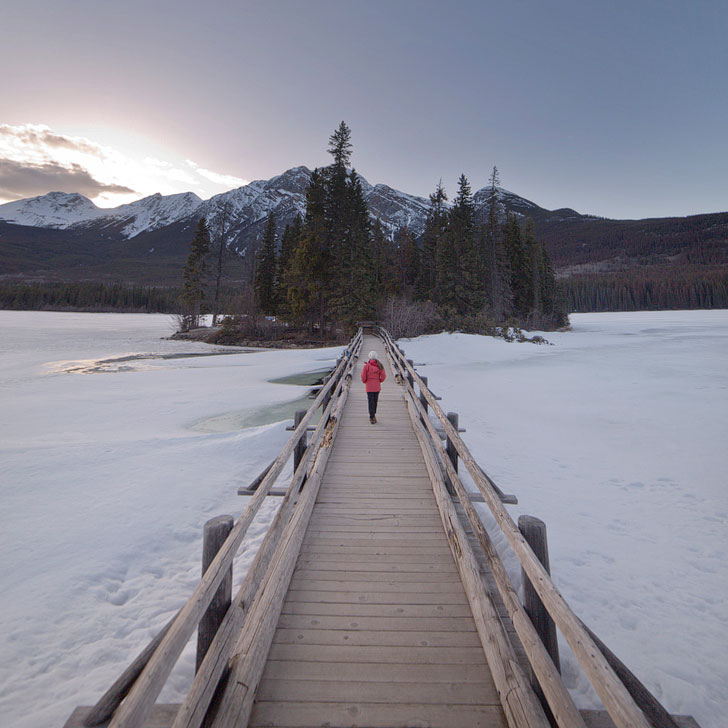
[379,297,440,339]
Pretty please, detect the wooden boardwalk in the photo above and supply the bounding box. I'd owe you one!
[64,328,702,728]
[249,335,508,727]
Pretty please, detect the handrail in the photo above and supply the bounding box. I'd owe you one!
[403,394,553,728]
[207,343,361,727]
[106,330,363,728]
[173,333,362,728]
[394,350,584,727]
[377,326,652,728]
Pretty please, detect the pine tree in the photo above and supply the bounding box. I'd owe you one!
[179,217,211,330]
[503,213,531,318]
[275,215,301,317]
[482,166,513,320]
[435,227,458,312]
[372,219,398,297]
[254,212,278,314]
[449,174,483,315]
[417,181,448,301]
[394,225,420,292]
[285,169,329,331]
[325,121,353,291]
[209,200,231,325]
[327,121,353,168]
[330,169,377,327]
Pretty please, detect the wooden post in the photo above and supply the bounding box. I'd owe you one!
[445,412,459,473]
[419,376,429,414]
[519,515,561,676]
[196,516,233,673]
[293,410,307,471]
[322,375,332,410]
[406,359,414,388]
[444,412,459,496]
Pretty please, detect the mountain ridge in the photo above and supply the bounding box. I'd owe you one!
[1,167,726,286]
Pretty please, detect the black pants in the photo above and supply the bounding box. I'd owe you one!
[367,391,380,418]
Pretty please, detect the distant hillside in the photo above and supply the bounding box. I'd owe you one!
[1,167,726,312]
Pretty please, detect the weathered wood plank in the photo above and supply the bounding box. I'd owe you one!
[284,588,467,604]
[276,613,479,631]
[299,544,453,556]
[581,711,701,728]
[302,528,448,539]
[266,643,488,664]
[311,506,439,515]
[287,578,460,593]
[315,497,436,507]
[301,537,449,549]
[255,678,496,704]
[248,701,504,728]
[261,659,491,683]
[294,550,454,563]
[271,628,480,647]
[291,560,458,573]
[64,705,179,728]
[279,602,474,618]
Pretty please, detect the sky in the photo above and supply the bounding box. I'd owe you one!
[1,0,726,219]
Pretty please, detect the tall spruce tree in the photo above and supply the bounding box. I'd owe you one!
[285,168,329,331]
[180,218,211,330]
[482,166,513,320]
[416,181,448,301]
[209,200,231,325]
[394,225,420,292]
[372,219,399,297]
[449,174,483,315]
[503,213,531,318]
[275,215,301,317]
[330,169,377,327]
[325,121,353,295]
[254,212,278,314]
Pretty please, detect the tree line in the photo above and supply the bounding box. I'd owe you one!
[178,122,568,338]
[0,281,180,312]
[563,265,728,312]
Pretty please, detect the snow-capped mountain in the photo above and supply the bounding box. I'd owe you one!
[0,166,571,250]
[0,192,106,228]
[100,191,203,238]
[0,189,203,238]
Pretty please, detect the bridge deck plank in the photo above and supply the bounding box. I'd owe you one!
[249,335,507,728]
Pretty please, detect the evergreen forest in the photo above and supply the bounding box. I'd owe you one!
[4,123,724,330]
[180,123,569,340]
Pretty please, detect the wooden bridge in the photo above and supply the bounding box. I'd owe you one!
[65,328,700,728]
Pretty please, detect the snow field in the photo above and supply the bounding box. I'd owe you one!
[403,311,727,728]
[0,310,725,728]
[0,312,343,728]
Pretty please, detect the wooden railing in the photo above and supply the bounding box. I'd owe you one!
[68,325,691,728]
[80,330,363,728]
[377,325,682,728]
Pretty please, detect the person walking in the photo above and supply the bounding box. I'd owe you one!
[361,349,386,424]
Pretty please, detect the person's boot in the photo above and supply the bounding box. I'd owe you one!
[371,415,377,424]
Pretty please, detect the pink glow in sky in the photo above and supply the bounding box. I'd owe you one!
[1,0,726,218]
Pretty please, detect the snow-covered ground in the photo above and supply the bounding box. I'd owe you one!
[0,310,725,728]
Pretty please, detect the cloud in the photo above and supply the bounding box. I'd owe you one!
[0,159,135,200]
[186,159,248,188]
[0,123,249,206]
[0,124,105,158]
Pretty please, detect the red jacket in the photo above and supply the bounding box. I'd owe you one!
[361,359,386,392]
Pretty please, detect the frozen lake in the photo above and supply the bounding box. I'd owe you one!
[0,310,725,728]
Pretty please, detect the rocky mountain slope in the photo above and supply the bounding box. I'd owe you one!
[1,166,725,285]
